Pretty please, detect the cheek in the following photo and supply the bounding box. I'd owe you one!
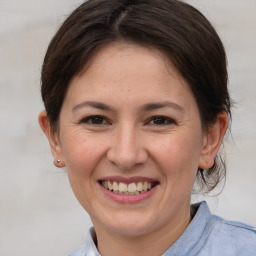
[150,133,202,178]
[61,135,106,179]
[61,135,108,211]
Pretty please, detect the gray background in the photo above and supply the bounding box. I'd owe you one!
[0,0,255,255]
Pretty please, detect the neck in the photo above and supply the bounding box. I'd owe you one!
[93,206,192,256]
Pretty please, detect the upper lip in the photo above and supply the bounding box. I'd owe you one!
[99,176,159,184]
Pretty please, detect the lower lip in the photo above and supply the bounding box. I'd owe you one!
[99,184,158,204]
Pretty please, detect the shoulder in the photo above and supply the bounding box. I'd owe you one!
[188,202,256,256]
[213,216,256,244]
[203,214,256,255]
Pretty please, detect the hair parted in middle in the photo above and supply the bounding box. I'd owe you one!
[41,0,232,193]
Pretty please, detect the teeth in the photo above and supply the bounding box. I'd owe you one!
[143,181,149,191]
[113,181,119,192]
[101,180,156,194]
[119,182,128,192]
[137,182,143,191]
[102,181,107,189]
[128,183,136,193]
[107,180,113,190]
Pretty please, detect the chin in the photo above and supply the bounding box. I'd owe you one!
[97,211,158,237]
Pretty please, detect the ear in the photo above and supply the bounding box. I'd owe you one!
[38,110,65,168]
[199,111,228,169]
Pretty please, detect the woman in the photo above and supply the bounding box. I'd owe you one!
[38,0,256,255]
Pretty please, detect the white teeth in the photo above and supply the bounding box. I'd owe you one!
[143,181,149,191]
[101,180,156,194]
[119,182,128,192]
[107,180,113,190]
[137,182,143,191]
[113,181,119,192]
[128,183,136,193]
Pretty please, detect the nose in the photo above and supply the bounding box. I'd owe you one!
[107,123,148,170]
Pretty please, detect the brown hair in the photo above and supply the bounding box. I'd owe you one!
[41,0,232,193]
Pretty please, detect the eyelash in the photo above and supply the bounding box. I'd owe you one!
[147,116,176,126]
[80,115,175,126]
[81,115,110,125]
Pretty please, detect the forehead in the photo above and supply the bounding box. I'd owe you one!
[73,42,186,90]
[86,42,176,76]
[64,42,198,112]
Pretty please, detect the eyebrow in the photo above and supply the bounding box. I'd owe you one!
[72,101,114,112]
[141,101,184,112]
[72,100,184,113]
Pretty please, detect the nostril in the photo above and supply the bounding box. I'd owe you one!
[107,147,148,170]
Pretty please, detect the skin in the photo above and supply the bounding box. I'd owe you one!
[39,42,228,256]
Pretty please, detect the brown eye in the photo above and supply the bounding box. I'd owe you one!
[148,116,175,125]
[81,115,108,125]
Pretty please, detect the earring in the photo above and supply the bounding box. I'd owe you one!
[54,159,64,168]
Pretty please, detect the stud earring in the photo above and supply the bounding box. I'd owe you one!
[57,159,61,163]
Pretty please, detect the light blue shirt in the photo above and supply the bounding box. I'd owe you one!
[69,201,256,255]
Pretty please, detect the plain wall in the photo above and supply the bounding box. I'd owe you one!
[0,0,255,255]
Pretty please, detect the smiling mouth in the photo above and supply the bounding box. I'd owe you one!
[99,180,159,195]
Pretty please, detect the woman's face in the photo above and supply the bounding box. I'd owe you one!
[52,42,212,237]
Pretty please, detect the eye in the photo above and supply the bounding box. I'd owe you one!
[147,116,175,125]
[81,115,109,125]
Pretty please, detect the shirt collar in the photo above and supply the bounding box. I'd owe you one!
[84,227,101,256]
[163,201,211,255]
[84,201,211,256]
